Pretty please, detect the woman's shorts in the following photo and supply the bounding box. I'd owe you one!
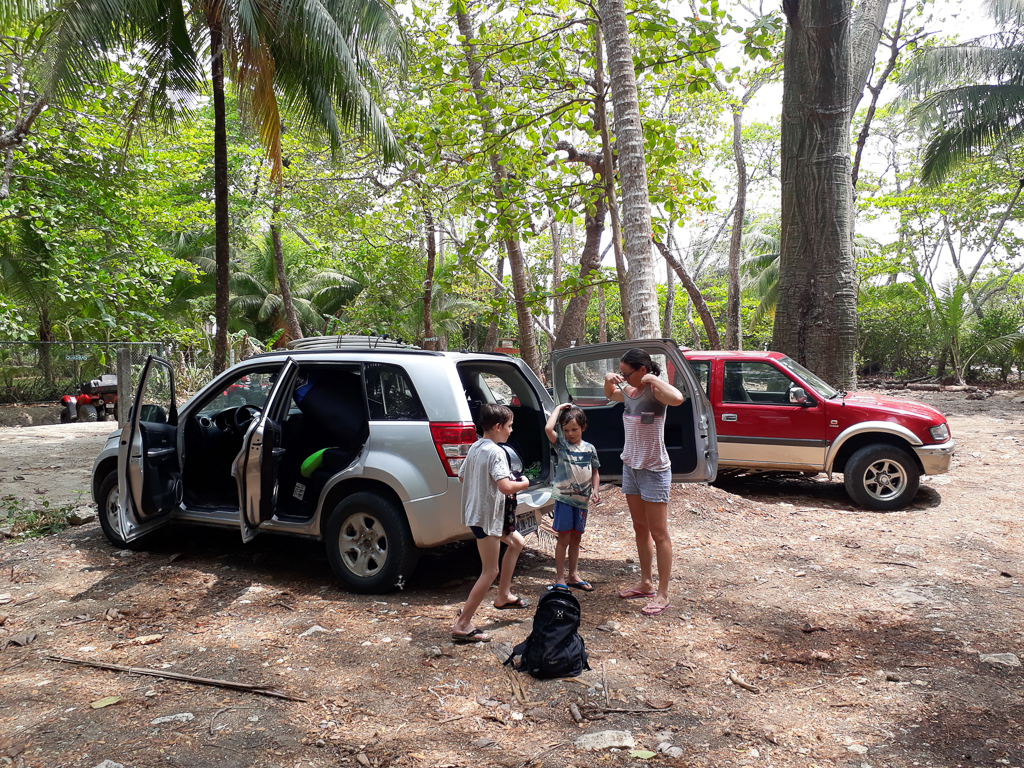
[469,526,488,539]
[552,500,588,533]
[622,465,671,503]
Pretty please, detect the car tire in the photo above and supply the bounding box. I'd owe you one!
[96,470,157,550]
[78,404,98,422]
[59,409,72,424]
[325,492,419,593]
[843,444,920,511]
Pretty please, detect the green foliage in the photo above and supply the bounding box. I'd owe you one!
[1,497,76,539]
[858,284,936,377]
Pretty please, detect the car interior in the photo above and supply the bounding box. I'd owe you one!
[180,363,371,517]
[561,354,698,477]
[457,360,550,484]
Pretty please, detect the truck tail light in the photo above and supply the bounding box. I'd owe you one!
[929,423,950,442]
[430,422,478,477]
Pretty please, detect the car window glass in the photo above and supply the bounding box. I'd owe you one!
[564,354,677,406]
[723,361,796,405]
[138,363,172,424]
[365,363,427,420]
[199,370,279,415]
[688,360,711,398]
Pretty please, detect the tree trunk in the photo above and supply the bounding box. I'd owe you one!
[598,282,607,342]
[271,187,302,346]
[653,239,721,349]
[593,22,631,339]
[551,216,563,333]
[554,196,606,350]
[597,0,659,338]
[209,16,231,375]
[456,7,541,374]
[774,0,858,390]
[423,207,437,351]
[725,105,746,349]
[483,255,504,352]
[662,265,674,339]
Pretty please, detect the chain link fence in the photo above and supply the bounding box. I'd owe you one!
[0,342,165,405]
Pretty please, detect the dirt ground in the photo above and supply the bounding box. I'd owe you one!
[1,390,1022,768]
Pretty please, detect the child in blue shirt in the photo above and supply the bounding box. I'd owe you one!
[545,403,600,591]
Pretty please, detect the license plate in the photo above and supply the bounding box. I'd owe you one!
[515,510,538,536]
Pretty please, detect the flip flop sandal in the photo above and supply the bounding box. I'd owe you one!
[618,587,656,600]
[641,603,672,616]
[451,628,491,643]
[567,580,594,592]
[494,597,530,610]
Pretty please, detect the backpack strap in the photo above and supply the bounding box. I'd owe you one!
[504,640,529,667]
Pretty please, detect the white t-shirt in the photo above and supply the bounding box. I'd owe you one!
[458,438,513,537]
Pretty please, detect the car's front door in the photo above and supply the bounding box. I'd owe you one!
[117,356,179,542]
[551,340,717,483]
[715,359,826,469]
[232,358,299,542]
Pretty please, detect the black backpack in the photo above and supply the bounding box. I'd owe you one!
[504,588,590,679]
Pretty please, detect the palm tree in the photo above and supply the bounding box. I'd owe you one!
[596,0,660,338]
[46,0,406,373]
[901,0,1024,183]
[230,231,362,343]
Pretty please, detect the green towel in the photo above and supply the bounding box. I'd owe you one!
[300,447,337,478]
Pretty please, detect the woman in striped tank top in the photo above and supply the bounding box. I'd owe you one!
[604,348,684,616]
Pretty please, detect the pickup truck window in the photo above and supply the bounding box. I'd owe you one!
[687,360,711,398]
[723,361,799,405]
[776,356,838,398]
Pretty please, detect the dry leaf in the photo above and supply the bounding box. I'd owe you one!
[647,698,673,710]
[90,696,121,709]
[104,608,123,621]
[3,632,36,649]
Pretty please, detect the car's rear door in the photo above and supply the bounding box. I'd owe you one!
[117,356,179,542]
[551,340,717,483]
[232,358,299,542]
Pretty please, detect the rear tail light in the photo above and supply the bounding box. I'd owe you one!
[430,422,478,476]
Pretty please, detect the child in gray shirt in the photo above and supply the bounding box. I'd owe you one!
[451,404,530,643]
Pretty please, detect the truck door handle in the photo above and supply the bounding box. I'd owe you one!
[721,414,738,422]
[147,447,175,458]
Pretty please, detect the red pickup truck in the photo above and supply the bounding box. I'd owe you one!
[682,350,956,510]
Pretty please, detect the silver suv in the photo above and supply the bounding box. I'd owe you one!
[92,336,717,593]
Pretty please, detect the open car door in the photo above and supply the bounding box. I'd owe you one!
[232,358,298,542]
[117,356,180,542]
[551,340,718,483]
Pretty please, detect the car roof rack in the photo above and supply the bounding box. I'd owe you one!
[286,335,422,351]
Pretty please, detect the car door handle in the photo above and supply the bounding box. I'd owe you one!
[272,448,286,457]
[147,447,175,458]
[721,414,738,422]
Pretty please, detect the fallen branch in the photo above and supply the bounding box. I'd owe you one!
[45,655,306,701]
[728,670,760,693]
[873,561,918,569]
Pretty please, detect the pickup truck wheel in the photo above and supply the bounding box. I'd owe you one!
[325,492,419,593]
[844,445,920,511]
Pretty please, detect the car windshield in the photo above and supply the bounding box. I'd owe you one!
[776,356,839,398]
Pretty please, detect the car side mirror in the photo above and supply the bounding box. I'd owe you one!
[789,387,809,405]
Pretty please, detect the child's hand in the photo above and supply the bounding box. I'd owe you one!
[558,402,572,411]
[591,489,600,504]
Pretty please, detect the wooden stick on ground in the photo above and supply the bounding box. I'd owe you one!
[728,670,760,693]
[45,655,307,701]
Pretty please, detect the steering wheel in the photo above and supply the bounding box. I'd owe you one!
[232,404,262,434]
